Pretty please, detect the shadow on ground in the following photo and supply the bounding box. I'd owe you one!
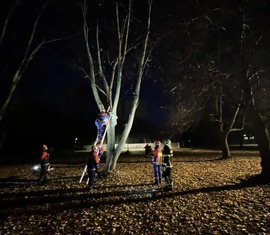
[0,174,268,218]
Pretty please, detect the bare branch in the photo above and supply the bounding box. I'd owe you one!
[19,2,48,71]
[79,67,108,97]
[0,0,18,46]
[96,22,109,94]
[122,1,131,61]
[112,0,131,113]
[81,0,104,110]
[0,2,47,122]
[109,61,118,107]
[137,0,152,85]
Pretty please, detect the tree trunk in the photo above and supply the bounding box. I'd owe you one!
[238,4,270,180]
[111,101,138,171]
[102,97,140,173]
[221,132,231,159]
[101,115,117,174]
[0,131,6,152]
[247,107,270,179]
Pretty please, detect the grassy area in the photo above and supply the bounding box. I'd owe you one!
[0,147,260,165]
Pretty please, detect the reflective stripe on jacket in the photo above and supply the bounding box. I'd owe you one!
[153,148,162,165]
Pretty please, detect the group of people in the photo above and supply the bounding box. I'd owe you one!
[37,109,109,187]
[86,109,109,189]
[37,142,104,188]
[37,110,173,192]
[145,140,174,191]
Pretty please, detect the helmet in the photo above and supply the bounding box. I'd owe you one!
[42,145,48,151]
[164,140,171,146]
[91,145,97,151]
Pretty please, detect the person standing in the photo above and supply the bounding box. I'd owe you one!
[144,144,152,158]
[38,144,50,185]
[152,140,163,185]
[162,140,173,191]
[87,145,99,190]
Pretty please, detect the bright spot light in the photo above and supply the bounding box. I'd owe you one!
[32,165,40,171]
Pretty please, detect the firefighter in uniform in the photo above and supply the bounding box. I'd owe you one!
[87,145,99,190]
[38,144,50,185]
[152,141,163,185]
[162,140,173,191]
[96,142,104,161]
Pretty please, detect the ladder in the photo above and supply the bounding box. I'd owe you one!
[79,118,109,184]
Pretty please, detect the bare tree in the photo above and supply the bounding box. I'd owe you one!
[0,1,74,150]
[0,1,49,150]
[158,3,247,157]
[239,2,270,179]
[0,2,65,118]
[81,0,152,174]
[0,2,51,123]
[209,70,245,158]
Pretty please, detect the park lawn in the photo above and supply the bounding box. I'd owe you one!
[0,150,270,234]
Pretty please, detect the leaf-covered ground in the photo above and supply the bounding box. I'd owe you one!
[0,150,270,234]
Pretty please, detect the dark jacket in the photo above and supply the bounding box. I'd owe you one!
[87,150,99,171]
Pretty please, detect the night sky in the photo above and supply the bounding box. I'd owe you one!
[0,53,168,155]
[1,0,270,156]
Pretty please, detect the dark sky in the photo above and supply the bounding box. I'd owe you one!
[1,0,270,155]
[0,0,175,155]
[1,56,168,155]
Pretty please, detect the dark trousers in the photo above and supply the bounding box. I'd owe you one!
[95,122,106,142]
[163,167,173,190]
[87,169,96,188]
[38,165,49,185]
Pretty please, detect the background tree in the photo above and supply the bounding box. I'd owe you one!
[158,0,270,178]
[0,1,49,150]
[151,1,232,145]
[0,0,72,151]
[152,1,262,159]
[238,0,270,179]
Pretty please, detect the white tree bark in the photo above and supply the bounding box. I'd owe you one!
[82,0,153,173]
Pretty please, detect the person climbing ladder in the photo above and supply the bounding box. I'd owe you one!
[95,109,110,143]
[79,108,110,184]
